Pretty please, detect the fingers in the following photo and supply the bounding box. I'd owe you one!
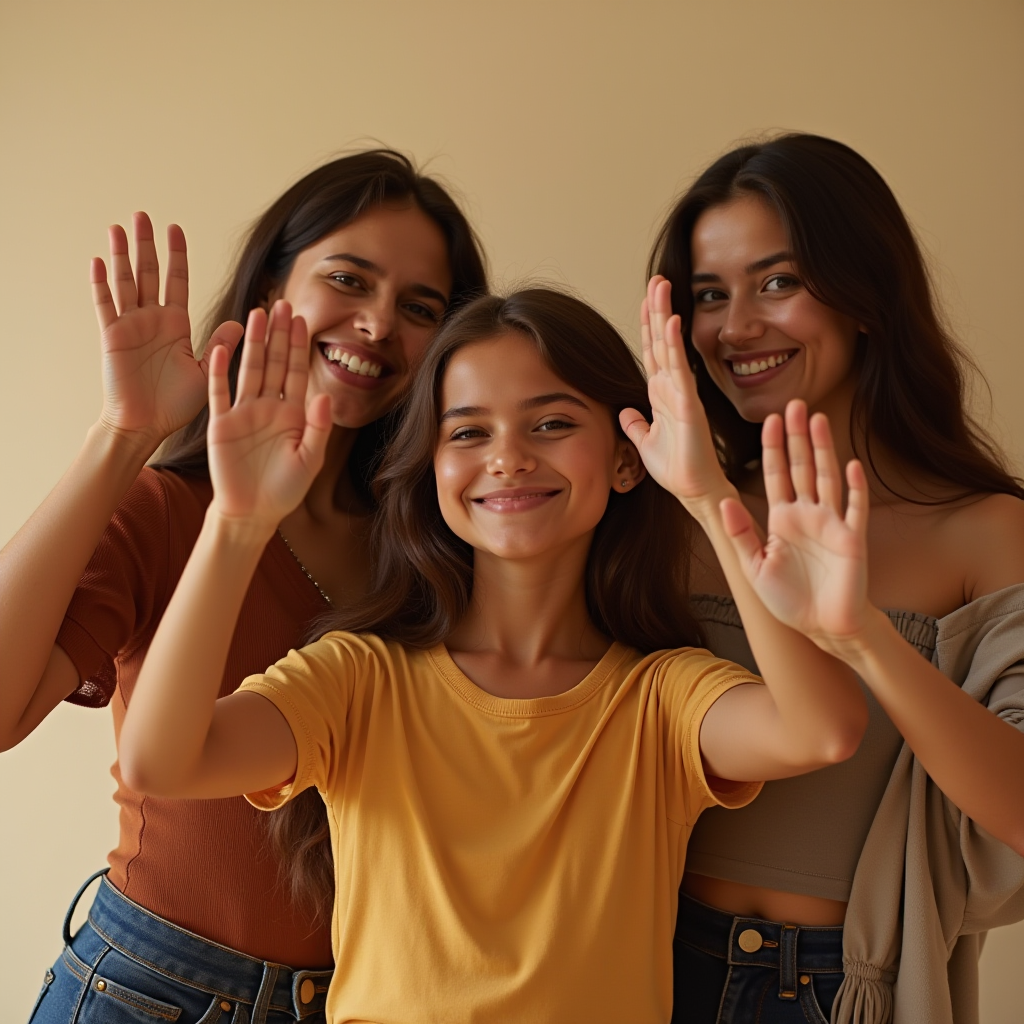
[207,343,233,419]
[648,276,672,376]
[260,302,292,398]
[844,459,870,537]
[619,408,651,451]
[639,298,656,377]
[761,414,795,506]
[133,213,160,307]
[283,316,311,405]
[90,257,118,332]
[720,496,765,578]
[163,224,189,309]
[809,412,843,514]
[108,223,138,314]
[297,393,333,473]
[236,308,268,402]
[784,400,817,501]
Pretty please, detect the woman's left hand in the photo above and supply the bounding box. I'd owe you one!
[722,401,872,652]
[620,276,733,516]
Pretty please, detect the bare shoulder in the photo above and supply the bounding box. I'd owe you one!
[943,493,1024,599]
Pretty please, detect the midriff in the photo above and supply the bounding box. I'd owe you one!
[682,873,847,926]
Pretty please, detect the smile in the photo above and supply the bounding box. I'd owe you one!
[321,344,385,378]
[728,351,795,378]
[472,489,562,512]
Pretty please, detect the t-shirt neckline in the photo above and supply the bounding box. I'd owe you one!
[427,641,635,718]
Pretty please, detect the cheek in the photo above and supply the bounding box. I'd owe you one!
[399,325,439,370]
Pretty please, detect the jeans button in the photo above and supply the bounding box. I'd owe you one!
[738,928,763,953]
[300,978,316,1004]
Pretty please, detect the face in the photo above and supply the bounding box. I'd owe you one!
[434,332,643,563]
[689,194,862,423]
[270,203,453,428]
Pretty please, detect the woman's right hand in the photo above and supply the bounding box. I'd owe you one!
[93,212,243,450]
[206,302,333,536]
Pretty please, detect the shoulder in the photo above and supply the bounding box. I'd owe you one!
[942,493,1024,599]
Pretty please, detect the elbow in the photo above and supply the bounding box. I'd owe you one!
[118,745,182,798]
[810,706,869,768]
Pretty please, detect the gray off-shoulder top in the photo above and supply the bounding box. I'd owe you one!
[685,594,938,902]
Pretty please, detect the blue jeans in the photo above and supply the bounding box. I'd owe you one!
[28,870,332,1024]
[672,892,844,1023]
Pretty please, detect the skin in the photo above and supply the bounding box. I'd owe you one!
[675,194,1024,924]
[116,313,867,806]
[0,203,452,751]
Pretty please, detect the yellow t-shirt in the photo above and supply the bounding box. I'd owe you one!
[240,633,762,1024]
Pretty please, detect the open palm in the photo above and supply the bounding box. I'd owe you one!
[94,213,242,445]
[207,303,332,531]
[620,277,731,511]
[722,403,871,651]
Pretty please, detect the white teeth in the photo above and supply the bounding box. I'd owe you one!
[322,347,384,378]
[732,352,790,377]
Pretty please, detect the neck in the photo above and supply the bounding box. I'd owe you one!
[303,425,364,520]
[447,534,609,668]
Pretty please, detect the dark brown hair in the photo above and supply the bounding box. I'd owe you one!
[286,288,704,915]
[155,148,488,506]
[155,150,487,918]
[649,132,1023,499]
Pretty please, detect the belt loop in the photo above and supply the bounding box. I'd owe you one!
[250,963,279,1024]
[779,924,799,999]
[63,868,110,947]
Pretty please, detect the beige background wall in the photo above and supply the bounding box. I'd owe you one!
[2,1,1022,1019]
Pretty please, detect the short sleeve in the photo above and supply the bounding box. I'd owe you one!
[57,468,176,707]
[657,648,763,826]
[238,632,384,811]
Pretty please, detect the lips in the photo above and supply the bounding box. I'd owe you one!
[725,349,799,387]
[471,488,562,512]
[317,343,393,389]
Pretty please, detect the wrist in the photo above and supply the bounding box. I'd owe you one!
[818,605,894,669]
[677,484,741,525]
[89,418,163,467]
[202,505,279,552]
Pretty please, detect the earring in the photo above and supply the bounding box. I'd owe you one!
[620,480,630,489]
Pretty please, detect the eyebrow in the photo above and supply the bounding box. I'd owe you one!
[323,253,450,307]
[439,392,590,423]
[691,250,795,284]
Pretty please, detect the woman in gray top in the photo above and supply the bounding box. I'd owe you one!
[646,134,1024,1024]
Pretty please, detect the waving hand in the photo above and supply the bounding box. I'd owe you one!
[721,402,871,650]
[93,212,243,447]
[207,301,332,534]
[619,277,732,512]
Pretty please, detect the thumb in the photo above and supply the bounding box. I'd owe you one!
[200,320,245,372]
[619,408,650,451]
[720,496,766,581]
[297,393,333,473]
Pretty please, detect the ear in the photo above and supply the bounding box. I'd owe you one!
[612,438,646,493]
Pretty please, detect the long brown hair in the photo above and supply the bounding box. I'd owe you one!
[650,132,1023,499]
[286,288,704,915]
[155,148,488,505]
[158,150,487,919]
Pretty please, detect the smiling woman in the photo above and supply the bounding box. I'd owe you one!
[0,149,486,1024]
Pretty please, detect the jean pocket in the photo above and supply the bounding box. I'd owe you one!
[801,972,842,1024]
[77,974,182,1023]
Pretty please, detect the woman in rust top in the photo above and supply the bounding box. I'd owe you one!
[0,150,487,1024]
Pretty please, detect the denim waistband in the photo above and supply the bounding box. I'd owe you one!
[676,892,843,995]
[74,870,331,1019]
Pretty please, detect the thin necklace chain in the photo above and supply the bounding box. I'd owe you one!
[277,530,333,606]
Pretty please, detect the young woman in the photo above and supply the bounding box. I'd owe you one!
[649,133,1024,1024]
[117,287,870,1023]
[2,150,487,1024]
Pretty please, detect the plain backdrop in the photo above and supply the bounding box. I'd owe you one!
[1,1,1023,1019]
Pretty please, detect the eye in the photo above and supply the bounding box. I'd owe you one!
[449,425,488,441]
[403,301,441,324]
[536,418,575,432]
[763,274,800,293]
[329,272,365,290]
[694,287,728,304]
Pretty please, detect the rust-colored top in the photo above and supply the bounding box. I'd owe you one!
[57,467,333,968]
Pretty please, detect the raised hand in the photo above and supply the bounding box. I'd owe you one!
[206,301,332,533]
[93,212,243,447]
[619,276,731,513]
[721,401,871,650]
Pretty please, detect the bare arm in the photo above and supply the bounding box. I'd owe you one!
[620,278,867,782]
[0,215,242,751]
[723,406,1024,854]
[119,303,331,799]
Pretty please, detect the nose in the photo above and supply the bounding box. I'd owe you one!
[353,293,395,343]
[718,292,766,346]
[486,431,537,477]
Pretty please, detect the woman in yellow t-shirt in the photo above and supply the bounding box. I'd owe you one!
[119,287,870,1023]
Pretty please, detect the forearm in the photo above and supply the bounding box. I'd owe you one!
[842,608,1024,854]
[694,496,867,768]
[0,422,156,743]
[119,509,272,795]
